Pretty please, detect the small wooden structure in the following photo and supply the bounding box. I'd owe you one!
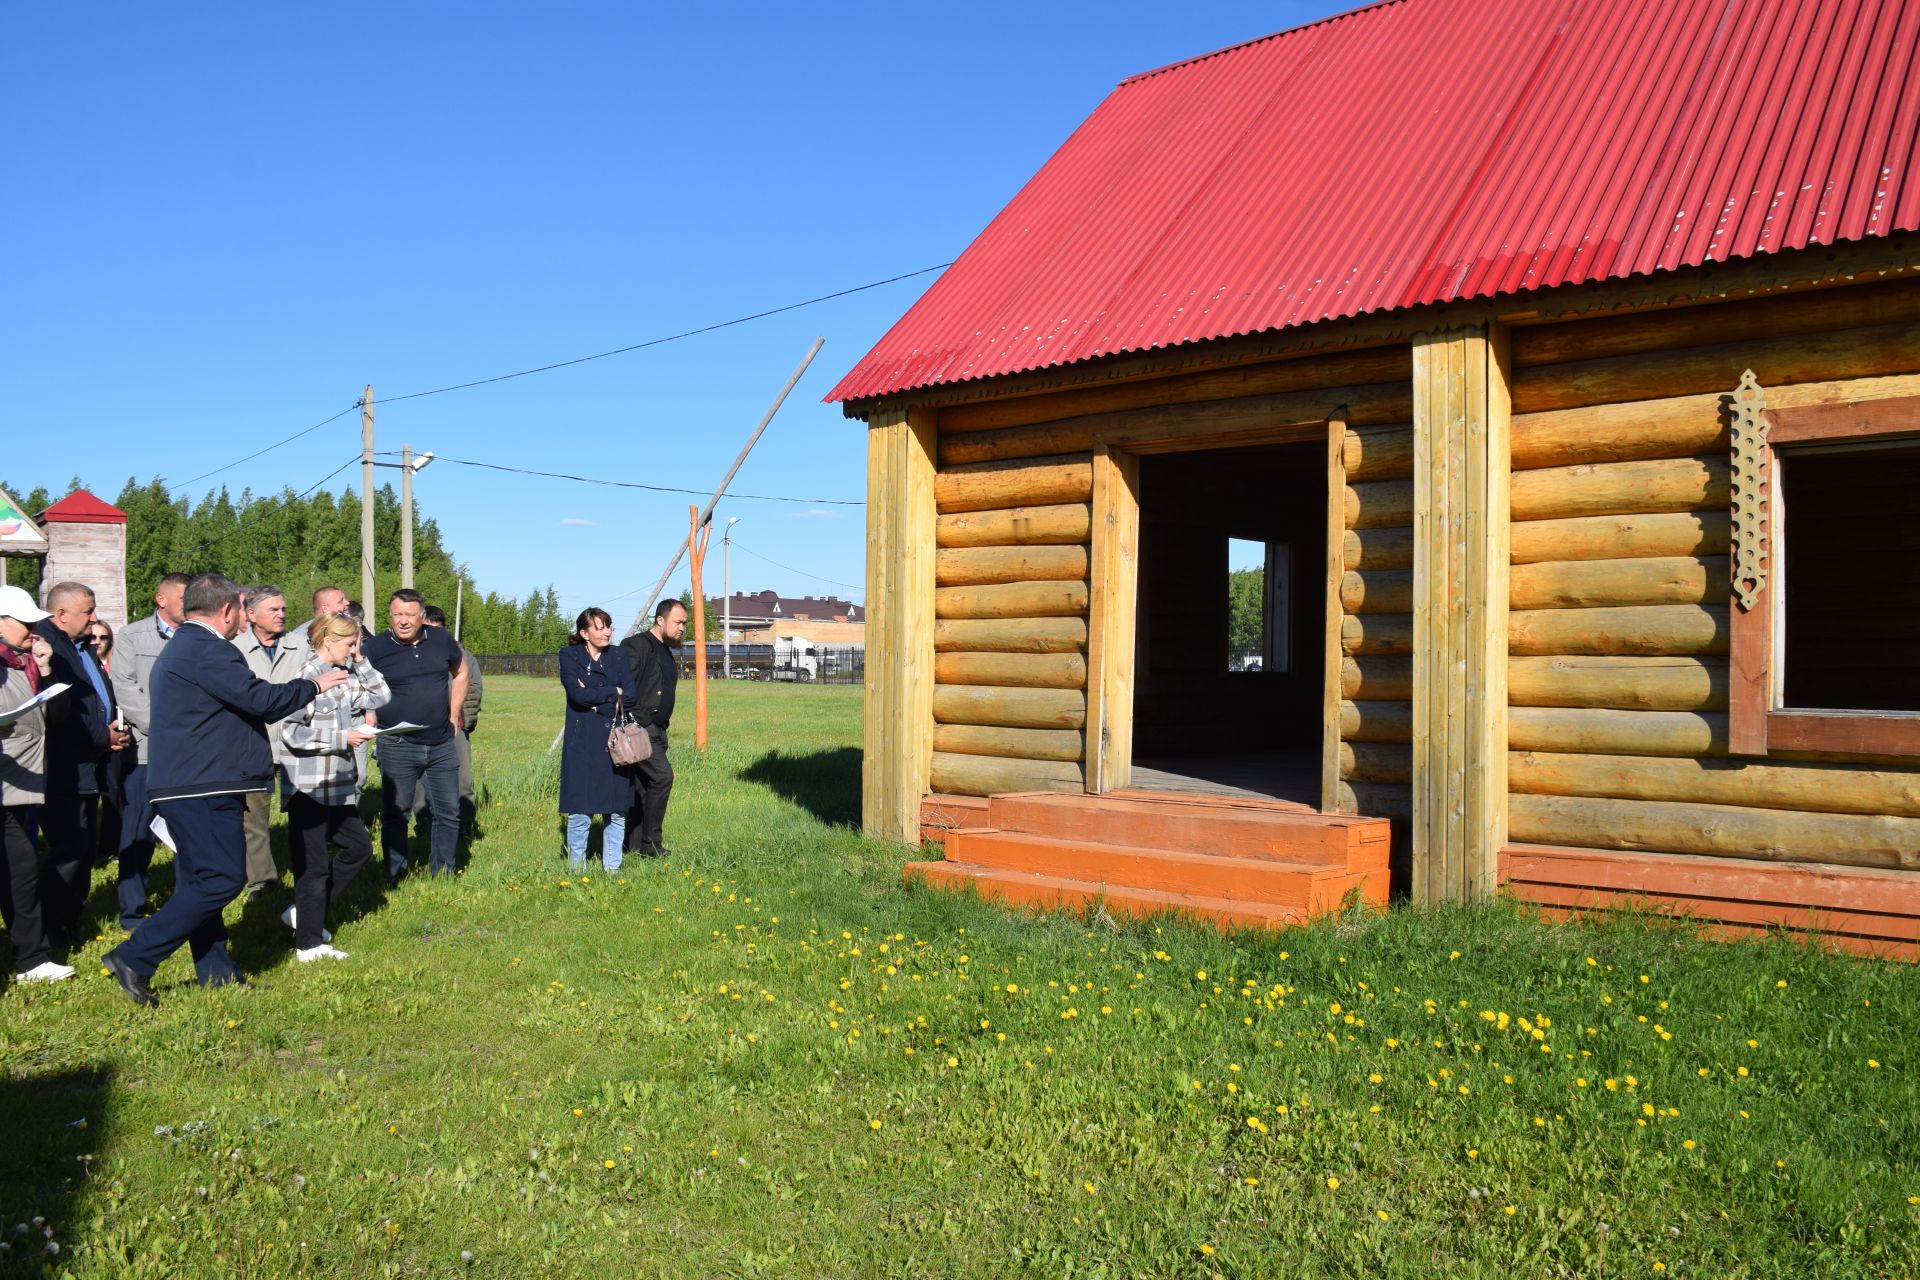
[37,489,128,630]
[831,0,1920,955]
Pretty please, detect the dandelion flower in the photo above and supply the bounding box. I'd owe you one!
[869,1119,882,1131]
[1504,1205,1517,1216]
[1199,1243,1215,1256]
[1326,1176,1341,1190]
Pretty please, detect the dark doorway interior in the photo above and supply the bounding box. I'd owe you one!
[1130,440,1326,804]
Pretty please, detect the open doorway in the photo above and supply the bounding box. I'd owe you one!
[1130,440,1326,804]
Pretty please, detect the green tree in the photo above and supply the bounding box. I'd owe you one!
[1227,567,1265,660]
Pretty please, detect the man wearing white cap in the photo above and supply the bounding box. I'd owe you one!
[0,585,70,985]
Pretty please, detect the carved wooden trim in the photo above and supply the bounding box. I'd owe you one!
[1728,369,1770,614]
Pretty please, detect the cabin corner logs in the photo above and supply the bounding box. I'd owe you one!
[875,273,1920,920]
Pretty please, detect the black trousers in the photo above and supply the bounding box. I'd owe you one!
[285,791,372,950]
[622,736,673,854]
[112,793,246,983]
[39,791,99,946]
[1,807,50,973]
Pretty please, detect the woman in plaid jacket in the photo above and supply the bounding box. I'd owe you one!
[281,612,390,961]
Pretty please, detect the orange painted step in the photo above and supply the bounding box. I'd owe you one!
[905,860,1321,931]
[945,828,1383,912]
[986,791,1389,872]
[920,794,991,849]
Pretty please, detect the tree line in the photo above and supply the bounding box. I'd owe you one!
[2,476,572,654]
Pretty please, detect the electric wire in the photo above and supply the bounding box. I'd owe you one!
[170,404,361,490]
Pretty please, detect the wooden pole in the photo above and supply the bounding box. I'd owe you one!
[360,387,376,611]
[688,505,712,753]
[623,338,824,638]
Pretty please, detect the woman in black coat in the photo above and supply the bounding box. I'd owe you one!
[557,608,639,873]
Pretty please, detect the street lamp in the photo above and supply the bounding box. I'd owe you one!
[723,516,740,680]
[371,445,435,588]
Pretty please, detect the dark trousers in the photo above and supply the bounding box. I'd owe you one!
[1,807,50,972]
[286,791,372,950]
[39,790,99,946]
[116,762,156,929]
[622,735,673,854]
[378,735,460,879]
[111,793,246,983]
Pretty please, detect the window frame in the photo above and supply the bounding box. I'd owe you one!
[1728,386,1920,757]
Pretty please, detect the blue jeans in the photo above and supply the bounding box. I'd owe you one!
[564,813,625,873]
[378,735,461,879]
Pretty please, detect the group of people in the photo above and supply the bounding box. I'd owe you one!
[0,572,485,1004]
[556,598,684,873]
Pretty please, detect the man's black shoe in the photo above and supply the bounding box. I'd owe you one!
[100,952,159,1008]
[642,843,671,859]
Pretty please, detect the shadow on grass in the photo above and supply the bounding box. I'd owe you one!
[741,746,861,828]
[0,1064,112,1261]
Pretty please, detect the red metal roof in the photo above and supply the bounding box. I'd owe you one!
[37,489,128,525]
[829,0,1920,404]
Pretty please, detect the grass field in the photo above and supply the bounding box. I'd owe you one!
[1,676,1916,1277]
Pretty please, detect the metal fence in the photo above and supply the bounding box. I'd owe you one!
[477,644,865,685]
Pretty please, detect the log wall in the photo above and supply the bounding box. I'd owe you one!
[1503,277,1920,878]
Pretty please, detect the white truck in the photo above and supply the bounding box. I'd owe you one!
[770,637,820,683]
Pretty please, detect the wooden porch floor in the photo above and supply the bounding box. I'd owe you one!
[1126,749,1319,807]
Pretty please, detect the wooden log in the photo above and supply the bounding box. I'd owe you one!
[1508,707,1729,757]
[1344,479,1414,529]
[1508,555,1726,610]
[937,383,1397,466]
[932,724,1086,763]
[1342,655,1413,701]
[1343,526,1415,571]
[937,345,1414,433]
[1510,511,1731,564]
[1506,793,1920,871]
[935,580,1089,620]
[1508,605,1728,656]
[933,651,1087,690]
[1510,276,1920,368]
[936,503,1091,548]
[1509,456,1729,522]
[1340,699,1413,742]
[932,685,1087,730]
[1340,741,1414,784]
[1341,612,1414,656]
[1509,750,1920,818]
[935,544,1089,587]
[1342,424,1414,482]
[1340,569,1412,614]
[930,751,1086,798]
[934,617,1089,653]
[1337,780,1414,823]
[1508,318,1920,415]
[1508,656,1728,711]
[935,457,1093,514]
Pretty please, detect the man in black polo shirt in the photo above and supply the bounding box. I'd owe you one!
[619,597,685,858]
[363,589,469,882]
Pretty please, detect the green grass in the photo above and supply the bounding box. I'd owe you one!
[2,677,1916,1277]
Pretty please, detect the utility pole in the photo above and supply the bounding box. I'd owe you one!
[360,387,376,611]
[723,516,738,679]
[453,570,464,641]
[400,445,415,588]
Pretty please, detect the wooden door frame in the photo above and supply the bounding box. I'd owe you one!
[1083,416,1345,804]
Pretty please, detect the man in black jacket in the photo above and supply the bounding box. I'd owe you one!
[34,581,128,946]
[619,598,685,858]
[100,575,344,1006]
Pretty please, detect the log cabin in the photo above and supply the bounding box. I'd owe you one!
[828,0,1920,957]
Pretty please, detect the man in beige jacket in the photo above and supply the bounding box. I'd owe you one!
[231,585,309,897]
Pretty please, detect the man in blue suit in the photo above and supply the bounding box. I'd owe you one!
[100,574,346,1006]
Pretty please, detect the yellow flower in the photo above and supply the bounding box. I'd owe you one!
[603,1160,616,1169]
[946,1056,959,1068]
[1368,1073,1383,1084]
[1376,1209,1390,1221]
[1466,1149,1478,1159]
[1195,970,1208,981]
[869,1119,882,1131]
[1199,1244,1215,1256]
[1448,950,1461,960]
[1775,979,1787,989]
[1737,1066,1749,1077]
[1244,1176,1258,1186]
[1868,1059,1881,1069]
[1326,1176,1340,1190]
[1503,1205,1516,1216]
[1083,1182,1097,1195]
[1683,1139,1696,1150]
[573,1108,583,1117]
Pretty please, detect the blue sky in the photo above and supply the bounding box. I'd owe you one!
[3,2,1343,628]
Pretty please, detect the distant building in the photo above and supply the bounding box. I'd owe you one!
[712,590,865,646]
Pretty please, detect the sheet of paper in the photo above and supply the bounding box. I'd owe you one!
[0,682,70,728]
[150,814,175,852]
[371,721,427,737]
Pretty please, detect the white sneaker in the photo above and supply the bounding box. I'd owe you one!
[16,961,75,983]
[279,906,331,943]
[295,944,350,963]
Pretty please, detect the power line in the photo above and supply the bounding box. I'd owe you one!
[423,453,864,506]
[729,538,862,593]
[378,263,952,407]
[128,453,363,575]
[170,404,362,490]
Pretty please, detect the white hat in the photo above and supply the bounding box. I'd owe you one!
[0,584,51,623]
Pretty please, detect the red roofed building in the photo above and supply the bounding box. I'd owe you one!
[36,489,129,629]
[839,0,1920,954]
